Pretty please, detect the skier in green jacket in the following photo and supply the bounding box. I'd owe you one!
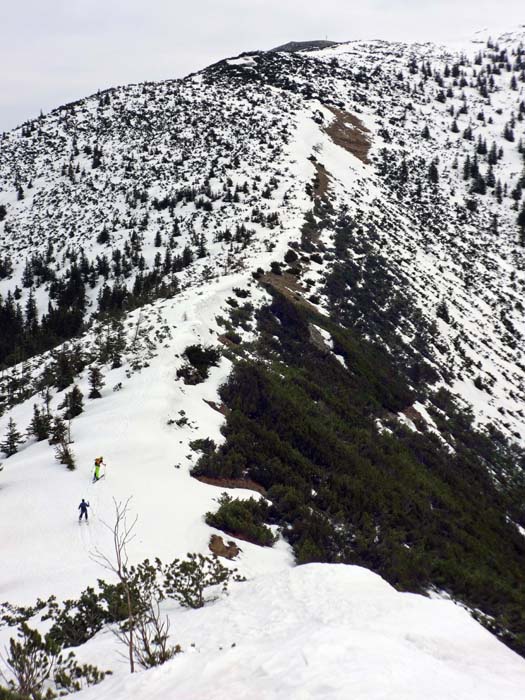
[92,456,105,483]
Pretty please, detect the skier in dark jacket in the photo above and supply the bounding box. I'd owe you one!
[78,499,90,521]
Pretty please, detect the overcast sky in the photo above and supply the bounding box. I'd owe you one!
[1,0,523,133]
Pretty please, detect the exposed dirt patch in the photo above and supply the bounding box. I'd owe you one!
[402,406,428,432]
[313,160,331,203]
[209,527,272,547]
[194,474,267,496]
[324,107,371,164]
[203,399,230,416]
[261,272,319,312]
[209,534,241,559]
[308,323,331,356]
[217,334,239,349]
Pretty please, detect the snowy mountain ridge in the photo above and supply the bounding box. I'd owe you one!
[1,29,525,698]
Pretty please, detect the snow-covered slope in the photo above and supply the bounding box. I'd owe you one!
[1,28,525,440]
[0,275,291,605]
[72,565,525,700]
[1,26,525,699]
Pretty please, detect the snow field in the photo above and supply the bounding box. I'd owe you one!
[72,564,525,700]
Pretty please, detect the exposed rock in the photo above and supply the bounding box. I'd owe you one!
[209,534,241,559]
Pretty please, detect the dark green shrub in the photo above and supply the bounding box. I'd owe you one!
[206,493,277,546]
[233,287,250,299]
[177,344,221,383]
[0,687,28,700]
[223,330,242,345]
[189,438,217,455]
[4,623,109,699]
[162,553,240,609]
[229,303,254,331]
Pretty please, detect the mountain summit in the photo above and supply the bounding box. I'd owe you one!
[268,39,340,52]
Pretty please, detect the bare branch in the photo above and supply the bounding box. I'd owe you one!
[90,497,138,674]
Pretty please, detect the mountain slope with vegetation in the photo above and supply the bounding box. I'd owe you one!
[1,27,525,698]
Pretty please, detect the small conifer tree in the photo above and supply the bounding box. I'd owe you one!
[59,386,84,420]
[1,418,23,457]
[428,160,439,184]
[88,366,105,399]
[55,439,76,470]
[518,201,525,242]
[28,405,51,441]
[4,622,107,697]
[49,416,67,445]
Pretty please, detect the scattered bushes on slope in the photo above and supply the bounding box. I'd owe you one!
[0,554,240,651]
[192,287,525,656]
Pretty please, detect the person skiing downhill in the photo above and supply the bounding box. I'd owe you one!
[78,499,90,521]
[92,456,105,483]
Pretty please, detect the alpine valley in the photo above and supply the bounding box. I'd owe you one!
[1,27,525,700]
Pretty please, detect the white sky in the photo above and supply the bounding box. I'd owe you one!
[1,0,524,133]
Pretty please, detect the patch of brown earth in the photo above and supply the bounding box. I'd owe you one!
[324,107,371,164]
[313,160,331,202]
[217,334,239,349]
[209,534,241,560]
[261,272,319,312]
[203,399,230,416]
[402,406,427,431]
[194,474,267,496]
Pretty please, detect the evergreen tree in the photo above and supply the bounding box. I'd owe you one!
[518,202,525,243]
[1,418,23,457]
[55,439,76,470]
[504,123,515,142]
[28,405,52,442]
[495,180,503,204]
[486,163,496,188]
[399,159,409,184]
[428,160,439,184]
[88,366,105,399]
[24,290,39,334]
[182,246,194,267]
[196,233,208,258]
[463,155,471,180]
[21,260,33,288]
[488,142,498,165]
[53,350,77,391]
[59,386,84,420]
[0,253,13,279]
[97,226,111,245]
[490,213,499,236]
[49,416,67,445]
[110,321,126,368]
[472,173,487,195]
[38,385,53,416]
